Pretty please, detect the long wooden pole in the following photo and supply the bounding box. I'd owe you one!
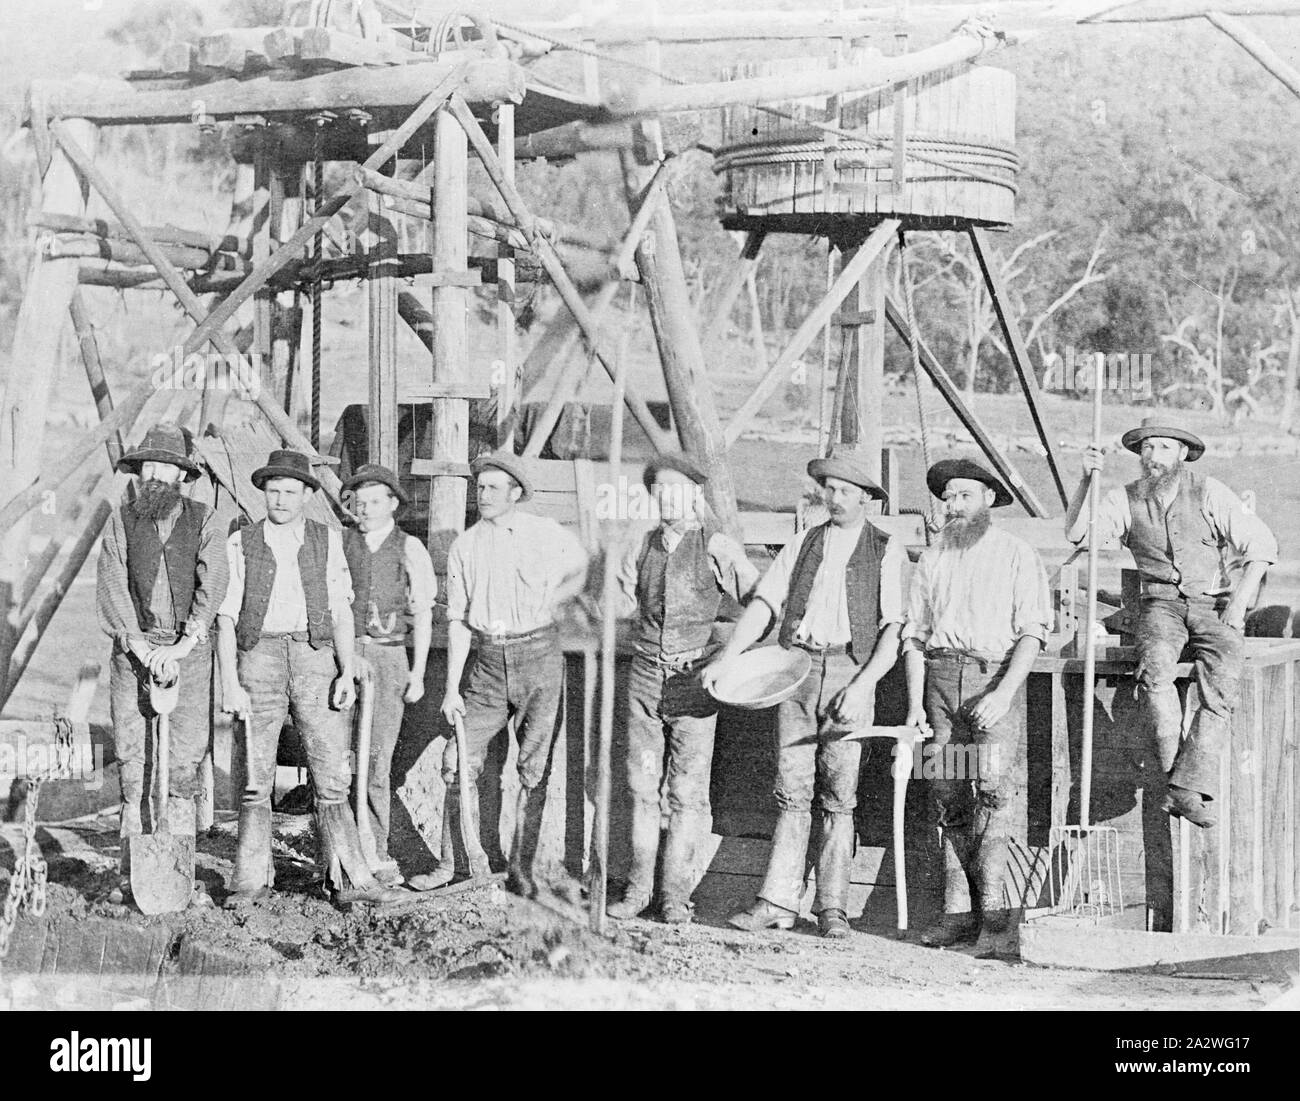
[701,231,766,352]
[448,95,671,453]
[1206,11,1300,100]
[496,102,519,450]
[1080,371,1104,828]
[68,289,124,467]
[368,196,399,470]
[724,219,898,448]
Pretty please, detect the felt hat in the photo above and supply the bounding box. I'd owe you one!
[642,452,708,491]
[806,447,888,502]
[1120,417,1205,462]
[926,458,1013,508]
[251,449,321,492]
[116,422,201,481]
[342,463,409,506]
[470,451,532,502]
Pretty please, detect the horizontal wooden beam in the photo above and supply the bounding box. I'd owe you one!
[33,211,247,255]
[1206,10,1300,100]
[296,27,419,67]
[45,234,220,271]
[30,57,523,126]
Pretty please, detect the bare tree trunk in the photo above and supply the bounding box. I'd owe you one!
[1281,288,1300,432]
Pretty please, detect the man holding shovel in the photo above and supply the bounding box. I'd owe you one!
[606,454,758,924]
[97,423,229,906]
[903,459,1052,948]
[703,447,905,938]
[412,453,587,897]
[216,450,404,909]
[341,463,437,887]
[1064,418,1277,828]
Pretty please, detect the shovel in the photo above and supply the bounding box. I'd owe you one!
[129,669,195,915]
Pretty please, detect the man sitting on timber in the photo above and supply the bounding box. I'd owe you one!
[703,447,904,938]
[418,453,587,897]
[216,450,404,909]
[96,423,229,906]
[342,463,436,887]
[904,459,1051,948]
[1064,417,1277,828]
[607,454,759,924]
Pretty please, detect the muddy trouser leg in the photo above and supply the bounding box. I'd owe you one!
[446,646,509,876]
[108,647,149,873]
[232,639,290,893]
[967,664,1024,931]
[624,656,668,899]
[659,664,719,910]
[286,640,377,893]
[1170,604,1244,803]
[506,636,564,891]
[813,652,866,915]
[757,653,822,913]
[364,644,409,865]
[924,656,977,916]
[1135,598,1191,777]
[161,642,213,849]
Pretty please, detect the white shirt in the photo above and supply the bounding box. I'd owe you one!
[360,520,438,614]
[218,518,353,633]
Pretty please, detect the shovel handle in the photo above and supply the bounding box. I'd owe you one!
[452,712,490,879]
[353,663,378,859]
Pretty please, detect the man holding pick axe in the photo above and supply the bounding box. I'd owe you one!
[216,449,404,909]
[703,447,905,939]
[341,463,437,887]
[607,454,759,924]
[412,453,587,897]
[97,422,229,906]
[1064,418,1277,828]
[903,459,1051,948]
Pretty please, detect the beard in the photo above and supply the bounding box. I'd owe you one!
[136,478,183,521]
[1140,458,1182,501]
[940,505,992,550]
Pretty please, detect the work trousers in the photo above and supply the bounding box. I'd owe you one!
[1135,596,1243,801]
[357,640,410,864]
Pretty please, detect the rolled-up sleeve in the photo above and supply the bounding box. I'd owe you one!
[1071,485,1128,549]
[184,506,231,642]
[402,535,438,614]
[753,530,804,618]
[217,530,245,622]
[1010,542,1053,645]
[444,537,469,625]
[1205,476,1278,566]
[614,535,642,620]
[901,551,934,653]
[877,536,906,627]
[96,508,141,649]
[707,532,760,605]
[326,529,353,618]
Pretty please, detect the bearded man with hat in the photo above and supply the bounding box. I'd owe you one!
[418,451,588,897]
[903,458,1051,948]
[341,463,437,886]
[605,453,759,924]
[216,449,403,908]
[703,447,906,938]
[1065,417,1277,829]
[96,422,229,903]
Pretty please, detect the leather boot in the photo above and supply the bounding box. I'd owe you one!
[813,811,855,930]
[225,803,274,907]
[507,784,547,899]
[730,809,810,928]
[658,808,703,924]
[920,826,979,947]
[316,801,408,906]
[117,800,143,877]
[608,798,660,919]
[975,833,1013,934]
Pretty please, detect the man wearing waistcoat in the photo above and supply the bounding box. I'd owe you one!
[904,459,1052,948]
[216,450,403,909]
[607,454,759,924]
[703,448,905,938]
[341,463,436,886]
[421,452,588,898]
[1065,417,1277,828]
[96,423,229,904]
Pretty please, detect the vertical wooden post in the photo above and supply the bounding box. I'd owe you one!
[269,159,303,415]
[0,117,96,692]
[251,135,276,406]
[367,191,398,469]
[68,290,123,467]
[427,107,469,565]
[201,161,256,432]
[495,103,518,450]
[700,230,765,352]
[838,230,894,483]
[620,152,742,540]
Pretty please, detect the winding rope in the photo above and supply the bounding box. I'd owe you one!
[899,231,940,542]
[311,122,325,451]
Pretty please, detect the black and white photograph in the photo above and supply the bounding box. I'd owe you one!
[0,0,1296,1043]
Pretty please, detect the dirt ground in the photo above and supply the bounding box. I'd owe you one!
[1,805,1284,1012]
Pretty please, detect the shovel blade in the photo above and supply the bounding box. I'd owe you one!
[128,832,195,915]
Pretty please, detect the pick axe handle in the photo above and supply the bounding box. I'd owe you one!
[452,713,489,878]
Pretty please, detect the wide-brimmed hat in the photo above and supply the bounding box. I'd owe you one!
[251,449,321,492]
[342,463,408,507]
[642,452,708,491]
[116,422,201,481]
[470,451,532,502]
[806,447,888,502]
[1121,417,1205,462]
[926,458,1013,508]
